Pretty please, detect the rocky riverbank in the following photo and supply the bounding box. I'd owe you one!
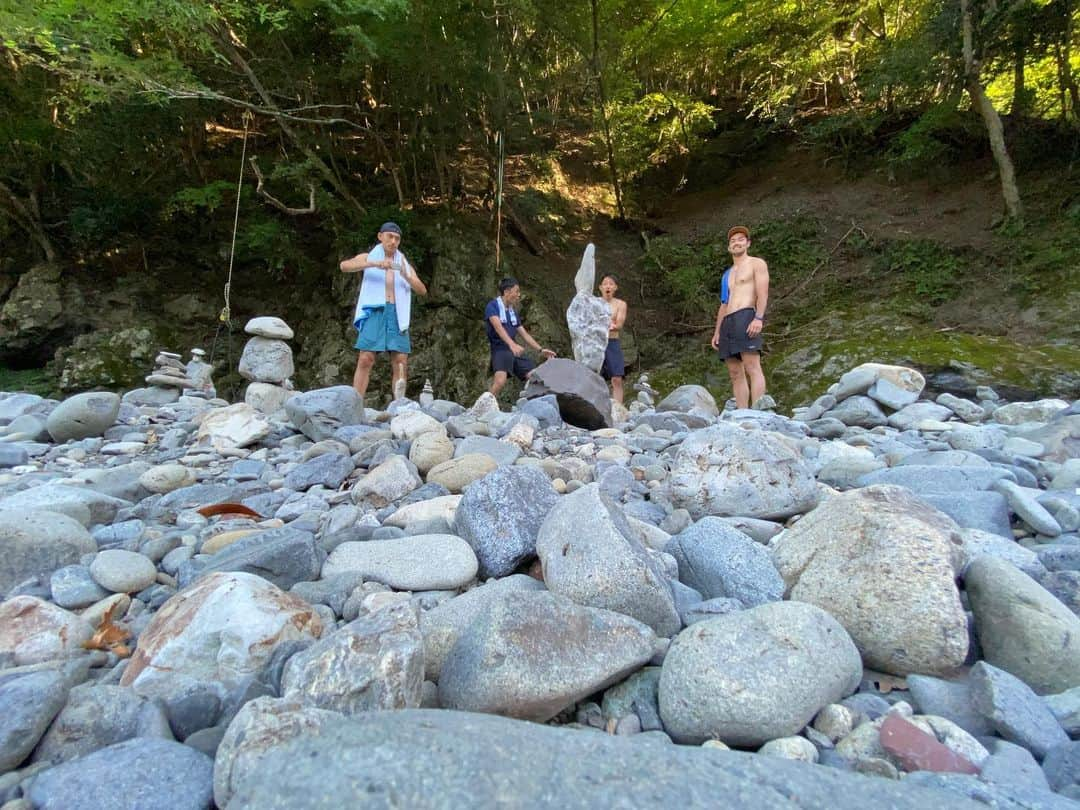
[0,358,1079,809]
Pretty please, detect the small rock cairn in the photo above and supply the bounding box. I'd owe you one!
[240,316,296,416]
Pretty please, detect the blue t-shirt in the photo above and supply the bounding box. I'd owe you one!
[720,267,732,304]
[484,298,520,349]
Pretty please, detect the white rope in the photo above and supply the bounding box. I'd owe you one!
[222,111,253,323]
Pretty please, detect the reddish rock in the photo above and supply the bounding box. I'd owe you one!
[879,713,980,775]
[0,596,94,665]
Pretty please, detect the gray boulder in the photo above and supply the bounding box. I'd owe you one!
[179,527,324,590]
[322,534,478,590]
[523,358,612,430]
[667,423,818,520]
[965,555,1080,695]
[220,707,984,810]
[282,602,422,713]
[917,491,1013,537]
[25,738,213,810]
[238,336,294,383]
[906,674,993,738]
[419,574,546,681]
[32,682,173,765]
[1044,686,1080,736]
[286,386,365,441]
[45,391,121,442]
[666,517,783,606]
[0,669,69,772]
[454,435,522,466]
[658,601,861,746]
[283,453,354,492]
[657,385,719,418]
[454,465,559,578]
[824,395,887,428]
[536,483,680,637]
[0,483,128,525]
[970,662,1069,760]
[438,590,655,722]
[771,485,968,676]
[0,510,96,596]
[857,465,1013,494]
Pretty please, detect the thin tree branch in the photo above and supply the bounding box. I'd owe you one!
[248,157,317,215]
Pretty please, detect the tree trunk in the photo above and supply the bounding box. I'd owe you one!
[590,0,627,223]
[960,0,1022,221]
[0,181,57,262]
[1012,40,1027,116]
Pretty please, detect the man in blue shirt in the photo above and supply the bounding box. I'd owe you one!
[486,277,556,395]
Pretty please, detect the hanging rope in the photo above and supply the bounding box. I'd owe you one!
[494,130,504,272]
[221,110,254,325]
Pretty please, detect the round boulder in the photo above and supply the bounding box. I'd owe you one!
[0,510,96,596]
[658,601,861,746]
[89,549,158,594]
[46,391,121,443]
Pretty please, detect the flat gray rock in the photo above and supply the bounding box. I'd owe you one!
[906,674,993,737]
[970,661,1069,760]
[454,435,521,466]
[283,453,354,492]
[286,386,366,441]
[26,737,213,810]
[179,527,324,590]
[667,517,783,606]
[916,491,1013,537]
[224,707,982,809]
[857,465,1014,494]
[89,548,158,593]
[0,669,69,771]
[322,534,478,590]
[50,564,110,609]
[438,590,656,722]
[0,510,96,596]
[993,479,1062,537]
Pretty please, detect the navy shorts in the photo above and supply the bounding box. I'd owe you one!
[717,307,763,360]
[491,347,535,380]
[601,338,625,379]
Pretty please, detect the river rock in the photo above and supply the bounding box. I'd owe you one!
[286,386,366,441]
[244,382,293,415]
[322,534,478,590]
[658,601,862,746]
[667,423,818,520]
[50,564,109,609]
[120,571,323,716]
[244,316,294,340]
[408,430,454,474]
[825,395,888,428]
[887,401,954,431]
[426,453,497,493]
[657,385,719,418]
[917,491,1013,537]
[238,336,294,383]
[993,479,1062,537]
[25,737,213,810]
[834,363,925,401]
[566,290,610,373]
[454,465,559,578]
[523,358,612,431]
[419,574,547,681]
[666,517,783,606]
[31,682,173,765]
[383,494,461,529]
[0,669,69,772]
[196,403,271,451]
[350,454,421,508]
[138,463,196,494]
[179,527,323,590]
[438,590,656,721]
[771,485,968,676]
[389,410,443,441]
[906,674,994,738]
[89,549,158,593]
[537,483,680,636]
[221,707,986,810]
[992,399,1071,425]
[282,601,422,713]
[969,661,1069,760]
[45,391,121,443]
[0,510,96,596]
[454,435,521,466]
[283,453,354,492]
[0,596,94,665]
[964,555,1080,695]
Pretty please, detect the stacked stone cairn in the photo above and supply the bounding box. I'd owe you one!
[144,351,191,394]
[1,354,1079,808]
[240,316,295,418]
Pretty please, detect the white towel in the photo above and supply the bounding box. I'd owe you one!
[353,244,413,331]
[494,297,519,326]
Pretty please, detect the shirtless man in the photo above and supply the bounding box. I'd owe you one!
[340,222,427,401]
[598,274,628,404]
[710,225,769,409]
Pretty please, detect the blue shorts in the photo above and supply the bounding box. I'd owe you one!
[491,347,535,380]
[355,305,411,354]
[601,338,625,379]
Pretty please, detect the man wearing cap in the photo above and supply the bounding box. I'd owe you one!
[340,222,427,401]
[486,277,556,396]
[711,225,769,409]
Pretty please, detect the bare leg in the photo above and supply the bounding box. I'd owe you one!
[742,352,766,404]
[611,376,624,405]
[489,370,509,395]
[353,352,376,397]
[390,352,408,400]
[725,357,749,409]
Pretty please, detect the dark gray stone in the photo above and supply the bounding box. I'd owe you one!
[26,737,212,810]
[0,670,69,771]
[904,771,1077,810]
[222,708,978,810]
[454,465,559,578]
[282,453,354,492]
[155,484,238,515]
[917,491,1013,537]
[667,517,783,607]
[978,739,1050,793]
[0,445,28,468]
[970,661,1070,760]
[178,527,324,590]
[0,510,97,597]
[286,386,365,441]
[518,394,562,429]
[523,358,612,430]
[50,564,110,609]
[906,674,993,737]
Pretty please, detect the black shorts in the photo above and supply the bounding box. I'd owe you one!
[601,339,625,379]
[491,347,535,380]
[717,307,763,360]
